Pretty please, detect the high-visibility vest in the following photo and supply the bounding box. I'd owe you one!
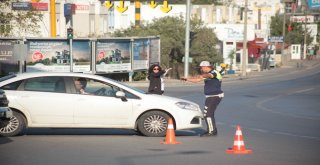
[212,70,222,81]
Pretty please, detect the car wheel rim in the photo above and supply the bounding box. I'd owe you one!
[0,116,19,133]
[144,115,167,134]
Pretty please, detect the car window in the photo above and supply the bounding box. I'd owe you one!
[24,77,66,93]
[73,77,119,97]
[72,77,139,99]
[104,77,146,94]
[123,90,140,99]
[0,80,23,90]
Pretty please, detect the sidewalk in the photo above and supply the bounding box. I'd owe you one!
[124,59,320,87]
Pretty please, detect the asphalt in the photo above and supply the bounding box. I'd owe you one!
[124,58,320,87]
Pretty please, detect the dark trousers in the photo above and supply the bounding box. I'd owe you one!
[204,96,223,132]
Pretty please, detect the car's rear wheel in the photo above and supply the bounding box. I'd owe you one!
[137,111,170,137]
[0,111,26,137]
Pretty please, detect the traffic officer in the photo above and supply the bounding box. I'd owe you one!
[180,61,224,137]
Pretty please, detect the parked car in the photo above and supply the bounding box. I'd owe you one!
[0,72,203,137]
[0,89,13,128]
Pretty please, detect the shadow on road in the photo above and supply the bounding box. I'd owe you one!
[23,128,204,136]
[0,136,13,144]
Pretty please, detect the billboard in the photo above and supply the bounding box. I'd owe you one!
[149,38,161,65]
[308,0,320,9]
[0,39,19,75]
[72,40,91,72]
[290,15,314,23]
[96,39,131,73]
[1,36,159,75]
[133,39,150,70]
[26,39,91,72]
[27,40,70,72]
[209,24,255,42]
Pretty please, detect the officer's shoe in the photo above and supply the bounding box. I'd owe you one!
[200,129,218,137]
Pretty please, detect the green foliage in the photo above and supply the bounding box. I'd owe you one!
[270,13,284,36]
[0,0,43,37]
[133,71,147,81]
[190,27,222,68]
[270,13,313,45]
[113,16,221,78]
[285,23,313,45]
[228,49,235,70]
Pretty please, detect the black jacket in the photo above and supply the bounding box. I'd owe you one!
[148,70,165,94]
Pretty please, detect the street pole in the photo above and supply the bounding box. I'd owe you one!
[50,0,56,37]
[69,38,73,72]
[184,0,190,78]
[241,0,248,77]
[281,9,286,56]
[303,6,307,60]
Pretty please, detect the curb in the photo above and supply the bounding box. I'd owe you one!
[125,59,320,87]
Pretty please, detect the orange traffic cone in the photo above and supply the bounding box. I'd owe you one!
[161,118,181,144]
[226,125,252,154]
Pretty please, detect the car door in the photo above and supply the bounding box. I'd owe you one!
[15,76,74,126]
[71,77,133,126]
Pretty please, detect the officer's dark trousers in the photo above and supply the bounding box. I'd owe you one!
[204,96,223,133]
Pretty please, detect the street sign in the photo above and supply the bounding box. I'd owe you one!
[268,36,284,43]
[290,15,314,23]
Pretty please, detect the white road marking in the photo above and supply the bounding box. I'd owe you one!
[255,88,319,120]
[219,123,320,141]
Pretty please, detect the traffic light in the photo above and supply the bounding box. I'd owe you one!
[67,27,73,39]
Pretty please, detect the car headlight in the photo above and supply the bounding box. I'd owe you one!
[175,102,199,111]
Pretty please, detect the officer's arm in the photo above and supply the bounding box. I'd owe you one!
[202,73,214,79]
[181,75,202,83]
[181,73,213,83]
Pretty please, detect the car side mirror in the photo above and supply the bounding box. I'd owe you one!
[115,91,127,102]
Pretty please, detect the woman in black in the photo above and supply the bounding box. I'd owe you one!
[148,64,170,95]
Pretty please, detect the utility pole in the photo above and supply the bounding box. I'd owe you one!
[184,0,190,78]
[281,3,286,57]
[135,0,141,28]
[303,5,308,60]
[241,0,248,77]
[67,27,73,72]
[50,0,56,37]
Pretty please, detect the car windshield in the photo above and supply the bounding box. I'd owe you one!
[0,74,16,82]
[102,77,146,94]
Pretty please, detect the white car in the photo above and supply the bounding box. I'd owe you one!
[0,72,203,137]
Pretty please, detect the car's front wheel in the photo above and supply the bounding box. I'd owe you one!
[137,111,171,137]
[0,111,26,137]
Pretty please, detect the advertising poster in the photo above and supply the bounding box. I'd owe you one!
[0,40,19,75]
[73,40,91,72]
[96,40,131,72]
[26,40,71,72]
[26,39,91,72]
[133,39,149,70]
[308,0,320,9]
[149,38,160,65]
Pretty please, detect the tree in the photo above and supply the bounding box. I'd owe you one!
[113,16,221,78]
[0,0,43,37]
[269,13,313,45]
[228,49,236,70]
[113,16,185,69]
[190,27,222,68]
